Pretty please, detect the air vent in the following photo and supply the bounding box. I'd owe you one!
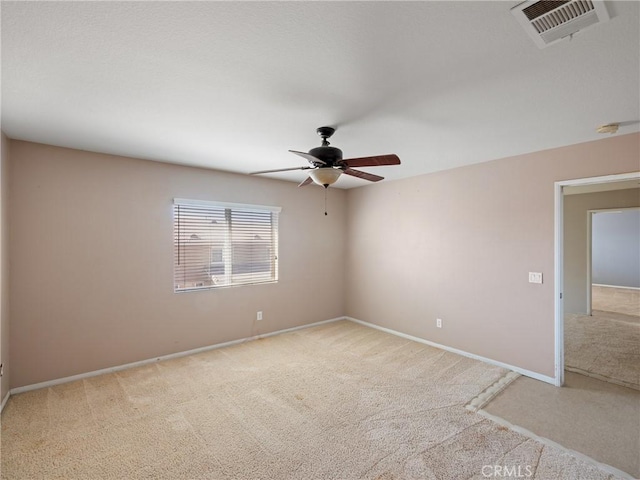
[512,0,610,48]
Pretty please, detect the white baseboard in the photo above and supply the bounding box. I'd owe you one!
[592,284,640,291]
[10,317,345,395]
[345,317,557,386]
[9,315,557,395]
[1,390,10,413]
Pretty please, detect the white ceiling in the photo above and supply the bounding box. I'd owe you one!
[2,1,639,189]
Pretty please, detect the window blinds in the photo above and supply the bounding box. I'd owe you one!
[173,199,280,292]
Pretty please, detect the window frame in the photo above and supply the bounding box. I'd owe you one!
[173,198,281,293]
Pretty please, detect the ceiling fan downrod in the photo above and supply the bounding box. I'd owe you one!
[316,126,336,147]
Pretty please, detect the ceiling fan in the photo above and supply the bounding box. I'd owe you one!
[250,126,401,188]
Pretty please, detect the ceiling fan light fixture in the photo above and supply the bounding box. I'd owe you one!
[308,168,342,187]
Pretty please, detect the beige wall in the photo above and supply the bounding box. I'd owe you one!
[563,188,640,314]
[345,133,639,378]
[9,140,347,388]
[7,133,640,388]
[1,132,9,400]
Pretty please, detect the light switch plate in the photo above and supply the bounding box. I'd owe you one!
[528,272,543,284]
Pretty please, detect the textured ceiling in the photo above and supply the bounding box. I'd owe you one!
[1,1,639,189]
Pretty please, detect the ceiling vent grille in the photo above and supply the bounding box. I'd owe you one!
[512,0,610,48]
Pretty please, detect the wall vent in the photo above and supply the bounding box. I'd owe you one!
[512,0,610,48]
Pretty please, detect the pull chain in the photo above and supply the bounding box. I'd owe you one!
[324,186,328,216]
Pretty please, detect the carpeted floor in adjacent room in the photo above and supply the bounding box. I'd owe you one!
[1,320,626,479]
[565,310,640,390]
[591,285,640,318]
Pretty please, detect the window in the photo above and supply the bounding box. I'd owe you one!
[173,198,280,292]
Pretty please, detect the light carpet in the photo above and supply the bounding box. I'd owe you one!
[592,286,640,317]
[1,320,626,479]
[565,311,640,390]
[481,372,640,479]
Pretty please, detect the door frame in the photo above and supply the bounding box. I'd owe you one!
[554,171,640,387]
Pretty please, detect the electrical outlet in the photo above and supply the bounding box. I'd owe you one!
[436,318,442,328]
[257,311,263,321]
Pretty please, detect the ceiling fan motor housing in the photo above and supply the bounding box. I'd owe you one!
[309,146,343,167]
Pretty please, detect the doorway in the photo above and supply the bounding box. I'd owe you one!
[588,207,640,316]
[554,172,640,387]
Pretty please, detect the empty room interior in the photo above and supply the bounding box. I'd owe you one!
[1,1,639,479]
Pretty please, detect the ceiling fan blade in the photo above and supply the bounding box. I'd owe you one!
[250,166,311,175]
[298,176,313,187]
[343,168,384,182]
[342,154,400,168]
[289,150,326,166]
